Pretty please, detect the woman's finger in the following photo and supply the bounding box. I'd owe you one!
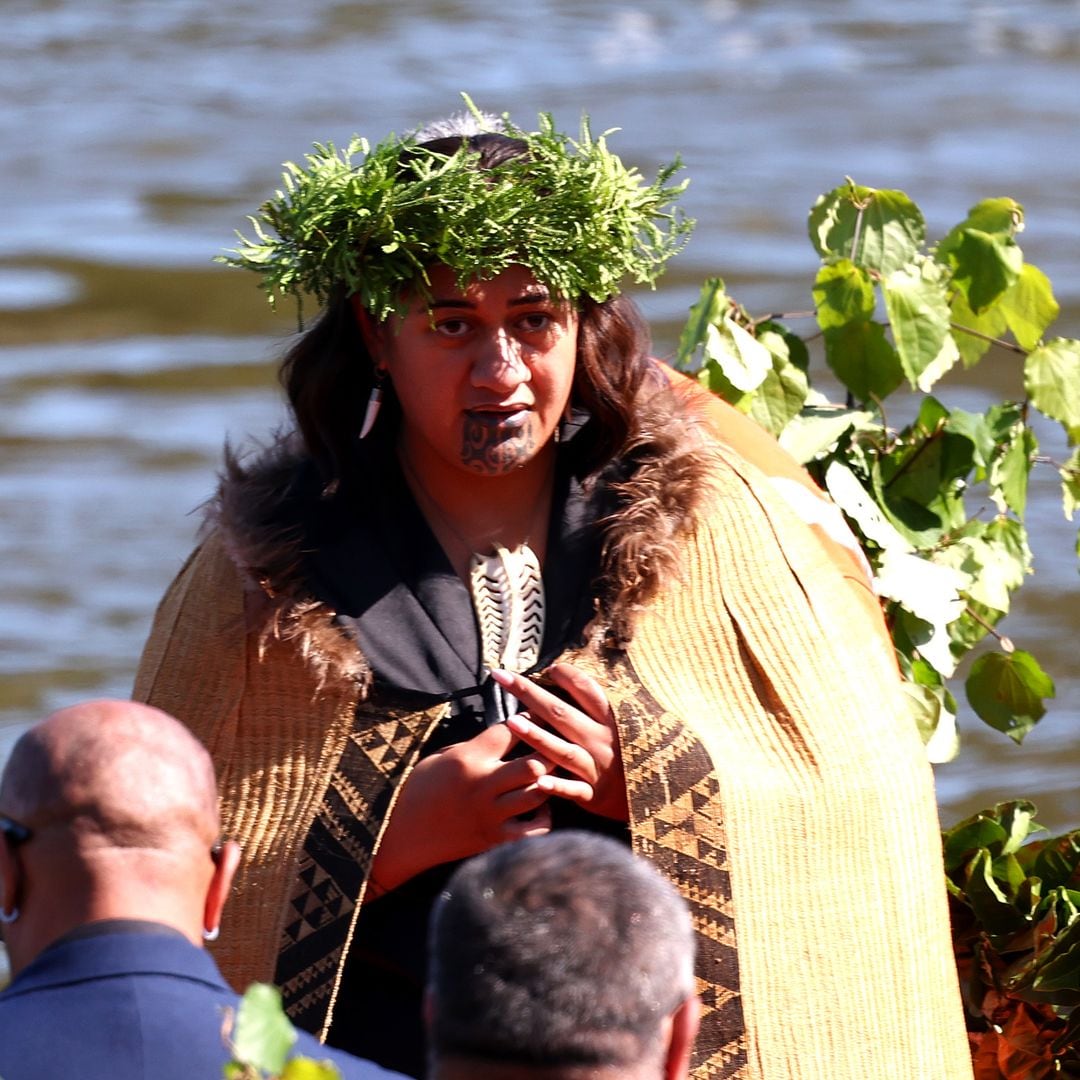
[493,782,550,820]
[472,717,520,756]
[544,662,614,726]
[490,668,594,743]
[535,771,594,803]
[488,752,553,796]
[491,751,595,806]
[504,713,599,784]
[502,804,553,842]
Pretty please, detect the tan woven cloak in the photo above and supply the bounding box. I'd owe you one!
[134,440,972,1079]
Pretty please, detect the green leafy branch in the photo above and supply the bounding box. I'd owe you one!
[943,802,1080,1077]
[223,984,340,1080]
[675,179,1080,757]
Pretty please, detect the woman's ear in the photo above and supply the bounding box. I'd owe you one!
[350,295,386,358]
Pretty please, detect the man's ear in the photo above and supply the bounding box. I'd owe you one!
[203,839,241,941]
[663,995,701,1080]
[422,984,436,1033]
[0,833,20,917]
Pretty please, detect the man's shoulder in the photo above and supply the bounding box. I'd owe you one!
[290,1029,411,1080]
[0,956,235,1080]
[0,963,405,1080]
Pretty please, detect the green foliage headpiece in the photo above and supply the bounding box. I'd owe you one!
[220,102,694,321]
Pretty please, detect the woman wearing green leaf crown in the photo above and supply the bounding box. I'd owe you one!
[133,103,973,1079]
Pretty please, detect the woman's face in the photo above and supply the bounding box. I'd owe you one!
[367,264,578,480]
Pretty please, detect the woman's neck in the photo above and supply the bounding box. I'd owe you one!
[398,440,557,578]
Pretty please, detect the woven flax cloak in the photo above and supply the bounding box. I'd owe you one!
[133,437,973,1079]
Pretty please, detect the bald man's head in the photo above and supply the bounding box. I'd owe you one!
[0,700,236,973]
[0,699,219,854]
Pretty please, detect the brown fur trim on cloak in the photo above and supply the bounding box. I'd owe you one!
[206,386,717,686]
[596,403,719,648]
[209,434,371,695]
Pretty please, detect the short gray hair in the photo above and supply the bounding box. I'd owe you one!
[427,831,696,1071]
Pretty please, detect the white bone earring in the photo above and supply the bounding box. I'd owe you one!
[0,906,19,924]
[359,370,387,440]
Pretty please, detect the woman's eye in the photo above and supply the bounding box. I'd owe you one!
[518,312,553,333]
[435,318,470,338]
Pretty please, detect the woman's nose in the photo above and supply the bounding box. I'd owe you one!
[471,329,529,390]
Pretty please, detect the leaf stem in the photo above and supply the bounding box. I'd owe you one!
[749,309,816,328]
[851,209,865,266]
[883,419,946,490]
[1034,453,1078,472]
[869,391,888,432]
[950,321,1027,356]
[964,605,1014,652]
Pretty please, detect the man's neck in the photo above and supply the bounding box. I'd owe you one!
[6,915,192,979]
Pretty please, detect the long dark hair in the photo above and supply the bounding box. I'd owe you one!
[278,132,666,491]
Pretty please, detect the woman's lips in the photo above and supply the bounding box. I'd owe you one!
[466,407,531,429]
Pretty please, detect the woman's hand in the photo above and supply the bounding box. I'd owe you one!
[490,663,629,824]
[368,719,581,896]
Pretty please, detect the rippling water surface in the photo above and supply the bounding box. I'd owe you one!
[2,0,1079,828]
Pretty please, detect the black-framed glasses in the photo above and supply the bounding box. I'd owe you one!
[0,814,32,846]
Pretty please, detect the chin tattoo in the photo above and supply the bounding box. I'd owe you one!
[462,420,537,474]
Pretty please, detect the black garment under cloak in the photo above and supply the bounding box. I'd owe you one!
[293,428,629,1077]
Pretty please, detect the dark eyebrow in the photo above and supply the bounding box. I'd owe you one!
[425,291,552,314]
[509,291,552,306]
[427,299,474,311]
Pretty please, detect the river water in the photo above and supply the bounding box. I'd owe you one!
[2,0,1079,830]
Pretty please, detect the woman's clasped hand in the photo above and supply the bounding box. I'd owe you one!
[371,662,627,894]
[493,663,629,823]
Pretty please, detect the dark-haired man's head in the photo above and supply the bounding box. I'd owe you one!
[427,831,699,1080]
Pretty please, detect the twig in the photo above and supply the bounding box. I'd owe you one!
[883,418,947,489]
[749,309,817,328]
[950,321,1026,356]
[850,195,867,266]
[964,605,1014,652]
